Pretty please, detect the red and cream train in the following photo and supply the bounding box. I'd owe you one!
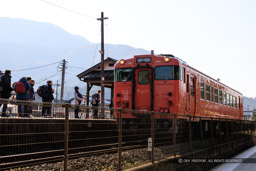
[114,54,243,120]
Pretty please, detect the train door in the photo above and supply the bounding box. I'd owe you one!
[190,76,196,115]
[239,97,243,119]
[134,68,152,111]
[186,74,190,113]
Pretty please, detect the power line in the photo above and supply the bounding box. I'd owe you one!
[35,71,61,84]
[12,61,61,72]
[41,0,96,20]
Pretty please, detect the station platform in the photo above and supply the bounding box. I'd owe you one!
[212,145,256,171]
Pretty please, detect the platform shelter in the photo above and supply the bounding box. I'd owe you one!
[77,57,117,107]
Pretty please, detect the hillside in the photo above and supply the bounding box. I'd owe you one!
[243,97,256,111]
[0,17,149,100]
[1,17,255,108]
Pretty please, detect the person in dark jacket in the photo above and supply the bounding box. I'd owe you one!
[27,79,35,116]
[14,77,31,117]
[42,80,54,117]
[91,90,101,119]
[0,70,13,117]
[29,80,35,101]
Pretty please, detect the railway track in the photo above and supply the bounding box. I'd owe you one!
[0,117,254,170]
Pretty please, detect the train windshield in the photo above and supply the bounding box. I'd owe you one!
[155,66,179,80]
[115,68,132,82]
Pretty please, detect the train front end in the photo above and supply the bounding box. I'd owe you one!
[114,54,181,118]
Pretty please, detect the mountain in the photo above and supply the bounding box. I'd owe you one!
[1,17,255,108]
[0,17,149,100]
[243,97,256,111]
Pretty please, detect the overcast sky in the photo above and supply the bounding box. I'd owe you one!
[0,0,255,97]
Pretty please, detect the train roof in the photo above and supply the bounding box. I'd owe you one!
[158,54,242,96]
[120,54,242,96]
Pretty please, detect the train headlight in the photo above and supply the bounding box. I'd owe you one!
[164,57,170,62]
[120,59,125,65]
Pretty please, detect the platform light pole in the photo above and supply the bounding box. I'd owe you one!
[97,12,108,118]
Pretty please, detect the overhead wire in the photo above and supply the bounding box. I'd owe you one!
[40,0,96,20]
[12,61,61,72]
[35,71,61,84]
[92,29,101,67]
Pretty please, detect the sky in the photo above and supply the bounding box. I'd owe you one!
[0,0,255,97]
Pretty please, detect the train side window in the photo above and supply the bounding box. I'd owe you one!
[235,97,238,108]
[233,96,236,108]
[227,94,230,106]
[239,97,241,109]
[206,85,210,101]
[215,88,218,103]
[183,68,186,83]
[190,77,194,96]
[230,95,233,107]
[223,92,226,105]
[138,70,150,84]
[180,67,183,81]
[187,75,189,92]
[200,82,205,100]
[211,87,214,102]
[219,91,223,104]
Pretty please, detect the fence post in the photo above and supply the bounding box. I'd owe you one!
[231,120,234,141]
[118,109,122,171]
[173,114,176,156]
[247,121,249,136]
[234,120,237,139]
[244,120,246,136]
[219,118,221,142]
[211,117,213,145]
[250,122,253,136]
[151,111,155,163]
[240,120,242,138]
[200,117,203,147]
[64,103,70,171]
[189,115,192,152]
[254,121,256,137]
[226,119,228,142]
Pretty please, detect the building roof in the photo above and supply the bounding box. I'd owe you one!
[77,57,117,88]
[77,57,117,79]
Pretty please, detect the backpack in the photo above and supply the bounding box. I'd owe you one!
[37,85,47,97]
[91,94,97,105]
[15,81,26,94]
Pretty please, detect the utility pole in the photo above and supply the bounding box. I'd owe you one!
[97,12,108,119]
[54,80,61,103]
[60,59,67,104]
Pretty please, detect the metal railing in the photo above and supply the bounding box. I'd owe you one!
[0,98,255,170]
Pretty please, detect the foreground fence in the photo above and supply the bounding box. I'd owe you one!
[0,99,255,170]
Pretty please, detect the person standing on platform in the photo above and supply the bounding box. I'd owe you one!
[41,80,54,117]
[91,90,101,119]
[74,86,83,118]
[0,70,13,117]
[14,77,31,117]
[28,79,35,116]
